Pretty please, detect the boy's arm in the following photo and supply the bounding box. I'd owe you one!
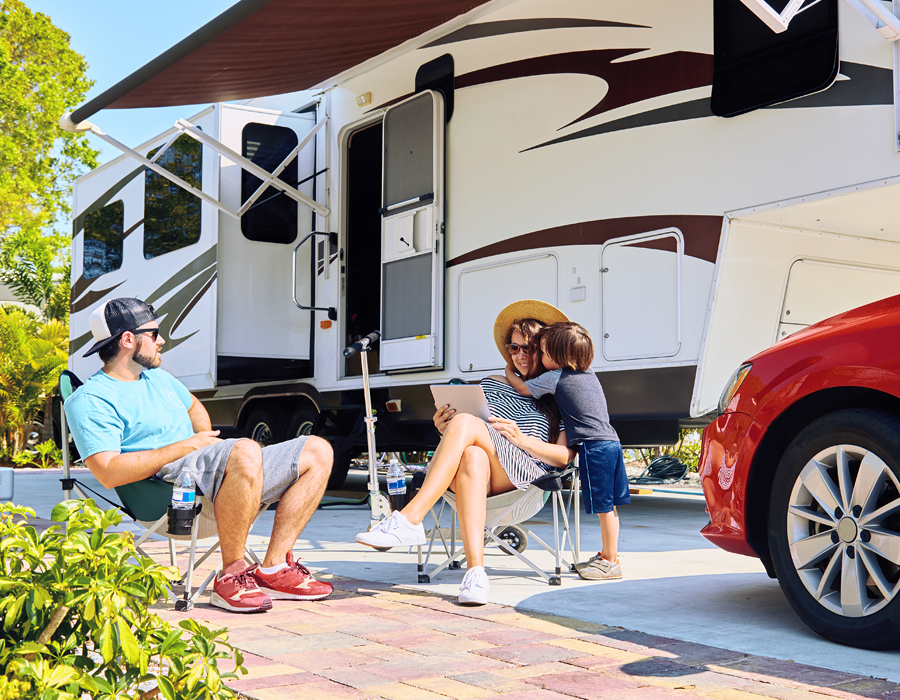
[505,364,532,396]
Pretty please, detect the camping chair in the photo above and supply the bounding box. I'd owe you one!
[416,462,581,586]
[58,370,262,611]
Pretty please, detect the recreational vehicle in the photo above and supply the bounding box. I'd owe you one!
[64,0,900,490]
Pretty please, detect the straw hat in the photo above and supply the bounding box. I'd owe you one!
[493,300,569,363]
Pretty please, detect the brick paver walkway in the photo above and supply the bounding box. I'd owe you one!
[146,542,900,700]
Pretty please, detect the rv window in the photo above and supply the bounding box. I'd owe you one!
[143,135,202,259]
[711,0,839,118]
[241,123,299,244]
[83,200,124,280]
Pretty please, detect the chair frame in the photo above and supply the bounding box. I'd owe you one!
[58,370,261,611]
[415,464,581,586]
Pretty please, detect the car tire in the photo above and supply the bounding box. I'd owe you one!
[768,408,900,649]
[244,406,285,447]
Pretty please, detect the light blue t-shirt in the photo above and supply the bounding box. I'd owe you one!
[64,368,194,459]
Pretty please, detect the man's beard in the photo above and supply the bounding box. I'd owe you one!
[133,345,161,370]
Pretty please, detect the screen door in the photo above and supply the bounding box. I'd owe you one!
[379,91,445,371]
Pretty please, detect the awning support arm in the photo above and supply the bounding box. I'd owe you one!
[739,0,900,39]
[238,115,327,216]
[62,116,242,220]
[175,118,330,217]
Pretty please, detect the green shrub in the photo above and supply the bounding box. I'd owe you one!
[0,500,246,699]
[10,441,62,469]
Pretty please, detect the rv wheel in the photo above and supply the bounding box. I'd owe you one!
[328,448,358,490]
[245,406,285,447]
[288,405,318,439]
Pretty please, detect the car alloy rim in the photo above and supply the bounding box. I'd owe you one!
[787,445,900,617]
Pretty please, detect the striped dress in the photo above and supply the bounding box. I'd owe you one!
[482,377,562,489]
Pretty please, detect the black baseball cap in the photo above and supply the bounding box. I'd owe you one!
[84,298,160,357]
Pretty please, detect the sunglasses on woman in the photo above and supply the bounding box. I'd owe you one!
[505,342,535,355]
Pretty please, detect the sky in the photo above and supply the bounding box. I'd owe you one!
[28,0,238,165]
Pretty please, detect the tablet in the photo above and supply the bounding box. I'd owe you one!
[430,384,491,422]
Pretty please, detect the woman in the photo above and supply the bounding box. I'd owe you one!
[356,300,575,604]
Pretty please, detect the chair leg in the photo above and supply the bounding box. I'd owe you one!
[176,521,201,611]
[484,528,549,582]
[573,472,581,569]
[245,547,262,566]
[190,565,221,605]
[552,492,562,580]
[169,538,177,568]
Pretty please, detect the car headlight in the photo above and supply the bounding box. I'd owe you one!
[718,363,752,415]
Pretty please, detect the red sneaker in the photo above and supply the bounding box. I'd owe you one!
[210,565,273,613]
[253,552,333,601]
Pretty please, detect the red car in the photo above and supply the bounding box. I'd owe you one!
[700,294,900,649]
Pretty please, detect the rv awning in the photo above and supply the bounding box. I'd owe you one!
[70,0,492,125]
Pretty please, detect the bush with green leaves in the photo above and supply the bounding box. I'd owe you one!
[11,440,62,469]
[0,500,246,700]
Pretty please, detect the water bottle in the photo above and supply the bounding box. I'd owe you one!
[168,469,196,535]
[172,469,196,510]
[386,458,407,511]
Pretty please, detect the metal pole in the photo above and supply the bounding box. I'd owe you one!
[360,347,391,525]
[61,404,71,501]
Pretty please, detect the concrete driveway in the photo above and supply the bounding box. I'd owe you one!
[11,467,900,682]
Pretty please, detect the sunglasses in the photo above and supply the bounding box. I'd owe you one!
[130,328,160,341]
[505,342,536,355]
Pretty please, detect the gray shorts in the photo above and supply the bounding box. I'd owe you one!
[155,436,310,505]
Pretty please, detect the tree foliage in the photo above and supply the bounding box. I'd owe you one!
[0,306,67,455]
[0,0,99,235]
[0,228,71,323]
[0,500,246,700]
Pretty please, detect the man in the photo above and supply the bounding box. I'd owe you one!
[65,297,334,613]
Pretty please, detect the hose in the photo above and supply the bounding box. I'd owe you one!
[628,455,689,485]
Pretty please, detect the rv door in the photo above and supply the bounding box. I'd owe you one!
[379,91,446,372]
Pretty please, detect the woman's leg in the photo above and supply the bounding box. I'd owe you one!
[454,447,517,568]
[401,413,499,525]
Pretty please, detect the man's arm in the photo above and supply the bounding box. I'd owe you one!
[188,394,212,431]
[85,430,222,489]
[505,364,532,396]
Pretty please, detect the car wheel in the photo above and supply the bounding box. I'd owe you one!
[244,406,285,447]
[26,420,44,448]
[769,408,900,649]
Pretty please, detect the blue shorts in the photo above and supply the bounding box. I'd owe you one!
[578,440,631,515]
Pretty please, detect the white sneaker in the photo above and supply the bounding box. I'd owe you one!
[458,566,489,605]
[356,511,426,548]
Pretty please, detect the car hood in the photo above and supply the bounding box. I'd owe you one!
[752,293,900,362]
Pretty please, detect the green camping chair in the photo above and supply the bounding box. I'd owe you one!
[59,370,263,611]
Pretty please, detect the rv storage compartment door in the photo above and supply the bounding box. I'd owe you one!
[379,91,445,372]
[601,230,683,361]
[778,259,900,340]
[217,105,318,368]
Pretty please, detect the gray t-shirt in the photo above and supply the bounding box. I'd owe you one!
[525,369,619,445]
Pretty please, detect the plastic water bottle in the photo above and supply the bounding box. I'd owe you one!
[386,458,407,511]
[172,469,196,510]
